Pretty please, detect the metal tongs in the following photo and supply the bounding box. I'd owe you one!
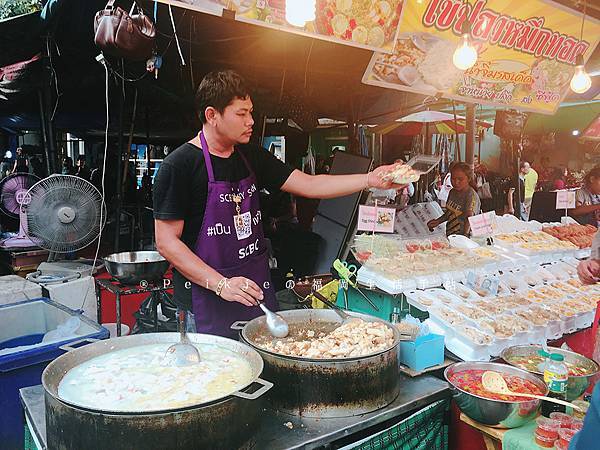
[332,259,379,311]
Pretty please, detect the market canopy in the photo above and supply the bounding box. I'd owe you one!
[372,111,492,136]
[0,0,600,136]
[582,114,600,141]
[524,101,600,135]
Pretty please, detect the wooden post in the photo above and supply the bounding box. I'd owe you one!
[465,103,476,176]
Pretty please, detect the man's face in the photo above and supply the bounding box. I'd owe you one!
[521,163,530,175]
[213,97,254,145]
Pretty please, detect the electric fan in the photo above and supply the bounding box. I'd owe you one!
[24,175,106,255]
[23,175,106,321]
[0,172,41,248]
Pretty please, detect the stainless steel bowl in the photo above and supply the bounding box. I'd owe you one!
[501,345,600,401]
[104,251,170,285]
[444,362,548,428]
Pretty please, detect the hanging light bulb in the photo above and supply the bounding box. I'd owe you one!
[570,1,591,94]
[453,20,477,70]
[285,0,316,28]
[571,55,592,94]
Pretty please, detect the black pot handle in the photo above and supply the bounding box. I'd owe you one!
[232,378,273,400]
[59,338,99,352]
[230,321,248,331]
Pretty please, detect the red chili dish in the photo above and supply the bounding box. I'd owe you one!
[448,369,545,402]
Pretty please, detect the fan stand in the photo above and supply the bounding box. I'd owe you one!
[0,189,36,249]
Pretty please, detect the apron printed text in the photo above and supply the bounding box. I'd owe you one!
[239,239,259,260]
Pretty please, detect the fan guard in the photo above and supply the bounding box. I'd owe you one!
[0,172,40,218]
[25,175,106,253]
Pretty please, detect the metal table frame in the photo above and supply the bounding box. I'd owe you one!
[20,375,449,450]
[94,278,171,336]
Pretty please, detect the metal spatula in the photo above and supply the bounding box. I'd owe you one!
[162,310,201,367]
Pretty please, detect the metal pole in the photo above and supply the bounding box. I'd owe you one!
[39,37,58,174]
[515,140,522,220]
[465,103,476,176]
[114,73,125,252]
[37,89,52,176]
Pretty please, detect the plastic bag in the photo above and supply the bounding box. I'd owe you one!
[131,292,178,334]
[403,314,430,337]
[42,316,81,343]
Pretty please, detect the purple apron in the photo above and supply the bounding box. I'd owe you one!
[191,132,277,337]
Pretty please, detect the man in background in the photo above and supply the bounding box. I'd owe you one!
[75,155,91,180]
[11,147,28,174]
[521,161,538,220]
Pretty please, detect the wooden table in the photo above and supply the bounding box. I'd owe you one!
[460,413,505,450]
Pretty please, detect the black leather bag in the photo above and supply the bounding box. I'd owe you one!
[94,0,155,61]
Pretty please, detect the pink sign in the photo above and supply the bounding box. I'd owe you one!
[357,205,396,233]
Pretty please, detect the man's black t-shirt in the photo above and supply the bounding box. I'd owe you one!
[153,142,294,310]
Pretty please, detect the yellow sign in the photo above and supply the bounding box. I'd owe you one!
[158,0,404,53]
[363,0,600,114]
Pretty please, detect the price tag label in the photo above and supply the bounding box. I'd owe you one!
[357,205,396,233]
[556,190,576,210]
[468,211,497,237]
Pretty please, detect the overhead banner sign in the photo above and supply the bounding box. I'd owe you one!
[0,0,42,22]
[363,0,600,114]
[157,0,404,53]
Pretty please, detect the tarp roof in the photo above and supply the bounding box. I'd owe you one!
[1,0,600,136]
[524,101,600,135]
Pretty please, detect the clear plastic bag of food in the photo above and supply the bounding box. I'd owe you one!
[380,164,423,184]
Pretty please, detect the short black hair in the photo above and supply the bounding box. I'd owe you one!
[194,70,251,124]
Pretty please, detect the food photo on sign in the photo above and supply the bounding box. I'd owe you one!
[156,0,405,52]
[363,0,600,114]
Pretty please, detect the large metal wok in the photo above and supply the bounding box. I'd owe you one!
[42,333,272,450]
[232,309,401,418]
[104,251,169,285]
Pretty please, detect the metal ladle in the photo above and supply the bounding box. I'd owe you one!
[481,371,581,411]
[258,300,289,338]
[162,310,201,367]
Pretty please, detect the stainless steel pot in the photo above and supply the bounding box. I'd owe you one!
[445,362,548,429]
[42,333,272,450]
[104,251,169,285]
[233,309,401,418]
[501,344,600,401]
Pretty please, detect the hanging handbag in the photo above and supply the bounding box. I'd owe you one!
[94,0,156,61]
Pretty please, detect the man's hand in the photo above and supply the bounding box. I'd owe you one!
[368,163,410,190]
[577,259,600,285]
[427,219,441,231]
[219,277,264,306]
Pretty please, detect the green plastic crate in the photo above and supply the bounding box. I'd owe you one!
[24,425,38,450]
[336,288,429,322]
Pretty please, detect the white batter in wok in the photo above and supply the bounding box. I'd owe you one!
[58,344,253,412]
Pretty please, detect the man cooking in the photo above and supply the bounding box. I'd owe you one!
[154,70,405,337]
